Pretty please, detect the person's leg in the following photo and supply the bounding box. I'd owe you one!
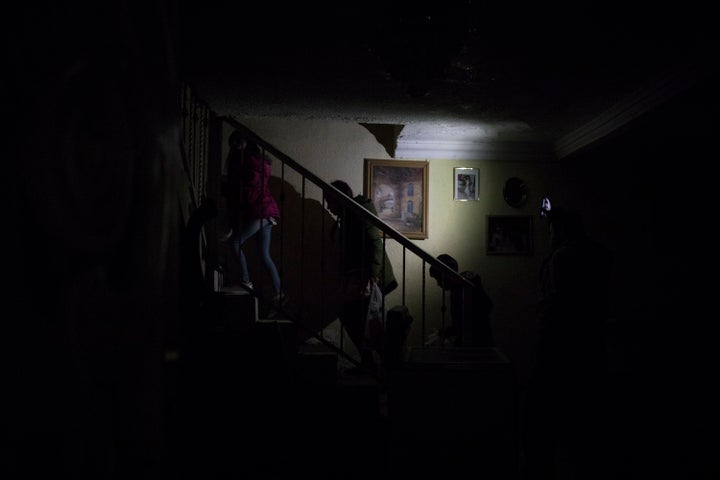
[229,219,262,285]
[341,297,376,371]
[255,219,282,295]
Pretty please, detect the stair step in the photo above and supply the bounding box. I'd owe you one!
[294,343,339,386]
[255,318,292,325]
[254,318,297,363]
[297,342,338,355]
[212,290,258,329]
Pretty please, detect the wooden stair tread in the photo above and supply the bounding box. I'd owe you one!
[297,343,338,356]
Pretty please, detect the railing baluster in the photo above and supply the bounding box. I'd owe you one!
[300,176,306,307]
[320,189,326,341]
[421,260,427,347]
[280,161,285,282]
[401,247,407,306]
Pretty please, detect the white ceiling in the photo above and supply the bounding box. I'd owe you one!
[178,1,709,160]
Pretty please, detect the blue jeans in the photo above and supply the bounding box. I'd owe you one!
[228,218,281,295]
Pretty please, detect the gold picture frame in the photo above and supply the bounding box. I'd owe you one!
[364,159,429,239]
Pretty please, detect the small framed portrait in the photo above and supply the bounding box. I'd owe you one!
[486,215,534,255]
[454,167,479,201]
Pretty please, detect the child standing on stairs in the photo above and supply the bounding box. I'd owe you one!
[225,130,286,308]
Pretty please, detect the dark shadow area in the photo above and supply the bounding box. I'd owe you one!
[223,176,346,344]
[551,72,719,479]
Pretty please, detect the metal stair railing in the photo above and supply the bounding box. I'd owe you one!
[221,117,480,366]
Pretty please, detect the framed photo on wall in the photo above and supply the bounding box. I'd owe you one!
[486,215,534,255]
[454,167,479,201]
[364,159,429,239]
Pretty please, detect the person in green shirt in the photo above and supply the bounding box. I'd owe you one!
[326,180,398,374]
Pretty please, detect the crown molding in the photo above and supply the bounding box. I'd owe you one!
[395,139,555,162]
[554,65,699,159]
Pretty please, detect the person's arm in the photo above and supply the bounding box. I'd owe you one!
[361,201,384,283]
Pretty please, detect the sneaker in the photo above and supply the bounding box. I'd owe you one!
[240,280,254,290]
[265,292,288,320]
[272,291,288,307]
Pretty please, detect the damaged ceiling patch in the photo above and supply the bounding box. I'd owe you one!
[360,123,405,157]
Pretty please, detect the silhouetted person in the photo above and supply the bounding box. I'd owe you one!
[428,253,494,347]
[522,207,612,480]
[325,180,398,374]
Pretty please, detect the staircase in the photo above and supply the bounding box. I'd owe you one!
[163,287,519,479]
[164,286,391,479]
[172,109,521,478]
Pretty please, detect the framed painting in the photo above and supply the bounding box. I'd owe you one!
[364,159,429,239]
[454,167,479,201]
[486,215,534,255]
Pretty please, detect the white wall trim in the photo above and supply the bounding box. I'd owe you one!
[553,64,698,159]
[395,139,555,162]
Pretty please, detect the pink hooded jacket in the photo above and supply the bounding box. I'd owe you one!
[227,149,280,224]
